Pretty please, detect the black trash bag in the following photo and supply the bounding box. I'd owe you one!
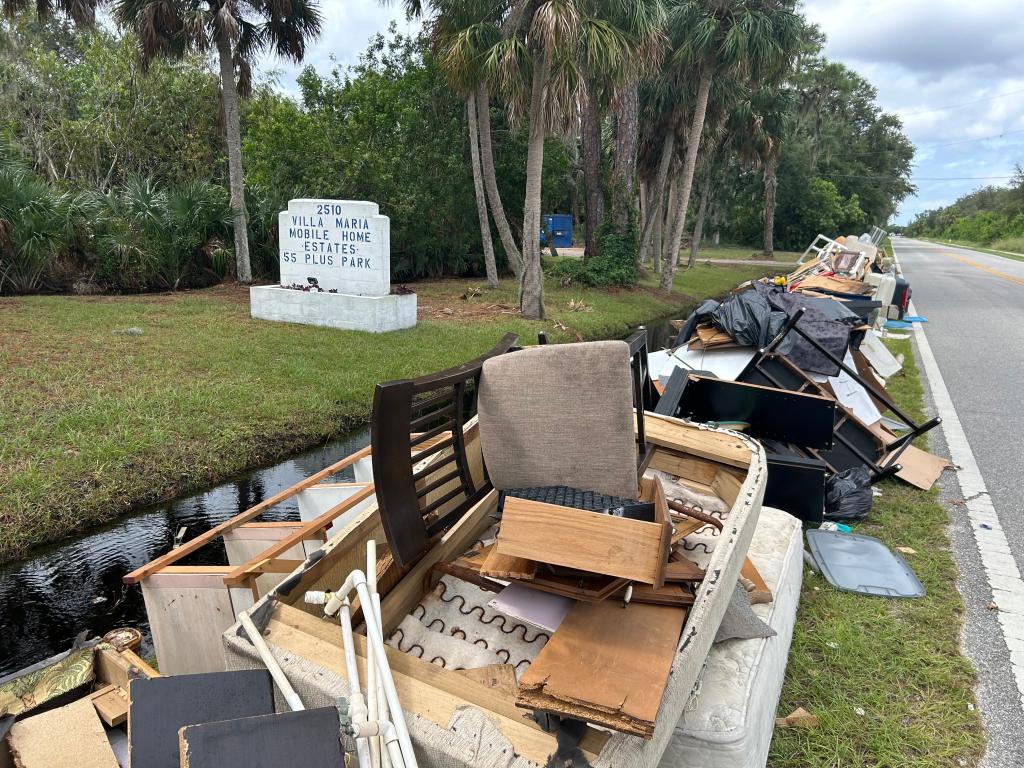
[710,291,789,348]
[824,467,873,521]
[674,298,721,347]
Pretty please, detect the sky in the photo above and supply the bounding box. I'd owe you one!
[257,0,1024,225]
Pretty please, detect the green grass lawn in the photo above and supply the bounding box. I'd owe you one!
[769,337,984,768]
[687,243,802,262]
[0,262,780,563]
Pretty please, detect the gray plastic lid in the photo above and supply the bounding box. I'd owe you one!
[806,529,925,598]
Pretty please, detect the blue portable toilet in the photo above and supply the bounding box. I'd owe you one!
[540,214,573,248]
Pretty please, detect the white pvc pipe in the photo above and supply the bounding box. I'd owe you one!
[314,571,417,768]
[339,597,373,768]
[367,541,382,768]
[237,611,305,713]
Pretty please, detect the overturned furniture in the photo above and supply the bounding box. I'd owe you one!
[224,333,767,767]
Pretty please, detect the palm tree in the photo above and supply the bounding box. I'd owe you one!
[749,88,794,257]
[112,0,322,284]
[657,0,801,291]
[436,0,525,279]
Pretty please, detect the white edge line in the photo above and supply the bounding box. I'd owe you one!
[895,240,1024,710]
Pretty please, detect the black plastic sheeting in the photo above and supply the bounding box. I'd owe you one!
[674,284,861,376]
[823,466,873,521]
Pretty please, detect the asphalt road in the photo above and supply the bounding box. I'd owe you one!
[893,237,1024,767]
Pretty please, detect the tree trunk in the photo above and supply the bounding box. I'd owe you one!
[687,176,711,267]
[659,174,678,275]
[638,131,675,264]
[581,78,604,258]
[611,80,639,234]
[520,50,550,319]
[651,185,664,272]
[659,62,713,292]
[476,83,522,278]
[762,155,777,259]
[467,91,499,288]
[215,31,251,284]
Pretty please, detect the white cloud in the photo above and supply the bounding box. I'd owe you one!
[801,0,1024,222]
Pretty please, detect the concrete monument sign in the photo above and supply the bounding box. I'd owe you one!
[250,198,416,333]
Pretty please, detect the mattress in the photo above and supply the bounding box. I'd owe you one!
[658,505,803,768]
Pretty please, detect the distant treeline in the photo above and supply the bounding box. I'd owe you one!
[904,167,1024,252]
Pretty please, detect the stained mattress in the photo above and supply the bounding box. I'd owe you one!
[658,505,803,768]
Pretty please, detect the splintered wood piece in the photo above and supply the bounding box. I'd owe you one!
[775,707,818,728]
[178,708,344,768]
[128,670,275,768]
[432,561,504,593]
[90,684,129,726]
[741,557,773,605]
[663,558,705,583]
[496,497,668,586]
[516,600,685,739]
[454,664,519,696]
[8,698,119,768]
[481,547,537,581]
[640,413,752,469]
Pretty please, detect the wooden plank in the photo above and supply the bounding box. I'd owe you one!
[90,684,128,727]
[711,469,744,506]
[480,547,537,580]
[124,445,373,582]
[380,490,499,635]
[120,649,160,679]
[268,605,609,764]
[640,412,752,468]
[224,484,376,585]
[496,497,666,585]
[664,558,705,582]
[453,664,519,697]
[516,600,686,739]
[128,671,275,768]
[95,647,159,689]
[9,698,119,768]
[622,584,694,607]
[179,708,344,768]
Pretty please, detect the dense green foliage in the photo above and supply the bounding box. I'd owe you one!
[243,27,570,281]
[904,166,1024,249]
[718,57,914,251]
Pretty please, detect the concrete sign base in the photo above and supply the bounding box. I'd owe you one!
[250,286,416,333]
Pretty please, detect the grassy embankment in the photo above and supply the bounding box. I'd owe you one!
[769,337,984,767]
[917,236,1024,262]
[0,259,777,563]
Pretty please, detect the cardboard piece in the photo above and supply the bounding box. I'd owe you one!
[516,600,686,738]
[8,698,118,768]
[179,707,344,768]
[128,670,275,768]
[894,445,952,490]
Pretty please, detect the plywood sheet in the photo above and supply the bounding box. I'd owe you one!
[516,600,685,738]
[128,670,274,768]
[8,698,118,768]
[179,707,343,768]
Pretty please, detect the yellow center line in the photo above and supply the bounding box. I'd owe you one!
[941,251,1024,287]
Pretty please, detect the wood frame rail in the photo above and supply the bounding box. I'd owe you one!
[123,445,373,584]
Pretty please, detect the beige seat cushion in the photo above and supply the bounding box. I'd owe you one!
[477,340,639,500]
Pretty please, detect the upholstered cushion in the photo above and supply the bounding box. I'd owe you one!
[477,340,639,500]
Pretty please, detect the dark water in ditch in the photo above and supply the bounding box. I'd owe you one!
[0,321,681,678]
[0,429,371,677]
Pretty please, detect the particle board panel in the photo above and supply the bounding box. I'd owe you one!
[496,496,668,586]
[178,707,344,768]
[8,698,118,768]
[516,600,686,738]
[128,670,274,768]
[141,578,236,675]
